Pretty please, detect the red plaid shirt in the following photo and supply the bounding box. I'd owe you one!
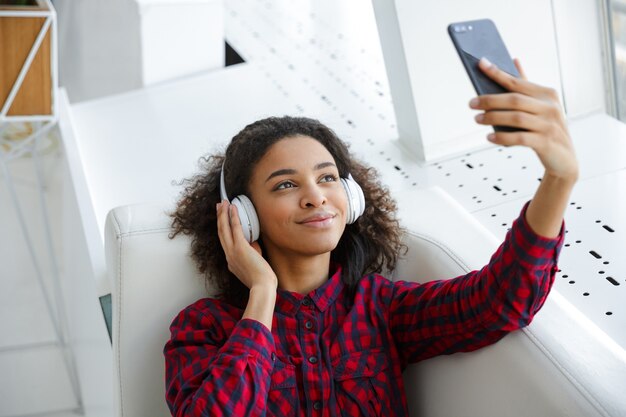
[164,201,564,416]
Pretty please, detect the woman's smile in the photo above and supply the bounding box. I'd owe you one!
[297,211,337,228]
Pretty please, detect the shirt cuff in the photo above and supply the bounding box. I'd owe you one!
[511,200,565,269]
[221,318,276,365]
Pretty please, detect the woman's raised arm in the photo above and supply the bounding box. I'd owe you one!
[469,57,578,238]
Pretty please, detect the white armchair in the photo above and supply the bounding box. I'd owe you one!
[104,186,626,417]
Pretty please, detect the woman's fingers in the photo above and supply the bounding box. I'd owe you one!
[216,200,234,251]
[487,130,543,149]
[475,109,553,132]
[217,201,246,276]
[228,203,248,245]
[478,57,546,98]
[470,92,549,116]
[217,201,249,251]
[216,200,277,289]
[471,58,578,180]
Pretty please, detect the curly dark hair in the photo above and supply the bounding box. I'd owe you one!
[168,115,405,308]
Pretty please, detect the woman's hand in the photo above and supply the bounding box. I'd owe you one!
[470,57,578,237]
[470,57,579,182]
[216,201,278,290]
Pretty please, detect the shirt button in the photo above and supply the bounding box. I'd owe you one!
[313,401,322,410]
[271,352,276,361]
[302,298,312,306]
[308,356,318,364]
[305,321,313,329]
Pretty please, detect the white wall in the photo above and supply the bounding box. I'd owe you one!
[54,0,225,103]
[55,0,144,102]
[372,0,610,163]
[552,0,608,118]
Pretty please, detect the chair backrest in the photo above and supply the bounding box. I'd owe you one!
[105,186,625,417]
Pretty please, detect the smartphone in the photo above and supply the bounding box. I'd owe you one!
[448,19,521,132]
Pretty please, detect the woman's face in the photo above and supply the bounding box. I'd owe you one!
[248,135,348,258]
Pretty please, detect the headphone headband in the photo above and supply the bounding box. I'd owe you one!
[219,162,228,201]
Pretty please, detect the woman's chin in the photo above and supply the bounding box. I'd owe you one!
[286,234,341,256]
[298,240,339,256]
[262,228,343,257]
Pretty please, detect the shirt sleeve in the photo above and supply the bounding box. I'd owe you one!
[389,200,565,368]
[164,303,276,416]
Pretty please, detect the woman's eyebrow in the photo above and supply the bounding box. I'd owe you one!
[314,161,336,170]
[265,168,296,182]
[265,162,336,182]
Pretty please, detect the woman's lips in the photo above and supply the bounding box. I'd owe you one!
[298,214,336,228]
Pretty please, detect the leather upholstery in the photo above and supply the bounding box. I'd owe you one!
[104,186,626,417]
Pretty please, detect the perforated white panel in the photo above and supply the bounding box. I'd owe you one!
[474,170,626,346]
[225,0,626,348]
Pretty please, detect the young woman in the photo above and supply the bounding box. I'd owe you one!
[164,58,578,416]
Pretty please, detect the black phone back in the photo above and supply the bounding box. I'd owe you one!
[448,19,520,96]
[448,19,521,132]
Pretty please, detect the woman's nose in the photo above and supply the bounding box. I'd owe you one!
[300,184,327,208]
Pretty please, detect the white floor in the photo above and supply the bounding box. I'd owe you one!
[0,132,83,417]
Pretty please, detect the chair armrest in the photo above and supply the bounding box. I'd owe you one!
[105,203,207,417]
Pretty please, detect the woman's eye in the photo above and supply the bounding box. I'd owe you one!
[320,174,338,183]
[275,181,295,190]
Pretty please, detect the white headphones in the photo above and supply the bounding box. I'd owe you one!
[219,162,365,243]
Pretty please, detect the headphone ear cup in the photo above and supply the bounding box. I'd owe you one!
[341,177,365,224]
[232,195,260,243]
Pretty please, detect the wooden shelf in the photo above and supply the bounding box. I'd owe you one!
[0,0,52,116]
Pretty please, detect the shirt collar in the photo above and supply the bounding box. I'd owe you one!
[275,264,344,316]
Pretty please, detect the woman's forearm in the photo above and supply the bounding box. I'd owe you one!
[525,171,577,238]
[242,284,277,331]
